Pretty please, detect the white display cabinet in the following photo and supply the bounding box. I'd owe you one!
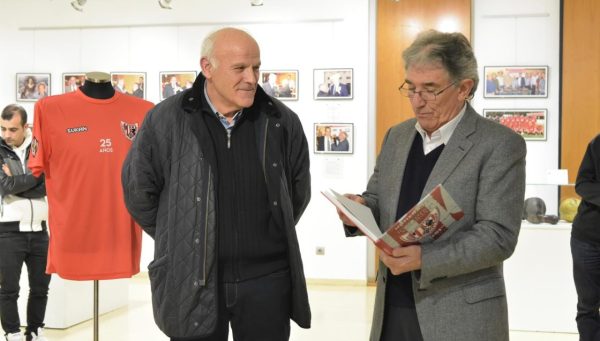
[505,221,577,333]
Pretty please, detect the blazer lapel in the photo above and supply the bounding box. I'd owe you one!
[423,105,477,195]
[382,124,416,228]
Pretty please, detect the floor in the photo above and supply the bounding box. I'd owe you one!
[36,276,578,341]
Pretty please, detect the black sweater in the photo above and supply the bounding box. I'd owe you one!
[572,133,600,244]
[203,106,288,282]
[388,133,444,307]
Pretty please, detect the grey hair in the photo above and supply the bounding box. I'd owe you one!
[201,29,220,69]
[402,30,479,97]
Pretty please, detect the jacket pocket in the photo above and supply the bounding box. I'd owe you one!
[462,277,506,304]
[148,255,169,325]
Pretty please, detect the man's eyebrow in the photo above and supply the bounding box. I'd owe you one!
[404,80,439,87]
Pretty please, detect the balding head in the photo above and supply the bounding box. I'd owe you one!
[201,28,259,70]
[200,27,262,117]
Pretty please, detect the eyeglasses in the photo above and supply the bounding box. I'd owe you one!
[398,81,457,102]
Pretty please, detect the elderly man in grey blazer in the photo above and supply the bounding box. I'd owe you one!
[338,30,526,341]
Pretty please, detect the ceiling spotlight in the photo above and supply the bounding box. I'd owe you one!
[158,0,173,9]
[250,0,264,6]
[71,0,87,12]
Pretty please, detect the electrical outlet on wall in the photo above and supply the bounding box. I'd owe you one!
[315,246,325,255]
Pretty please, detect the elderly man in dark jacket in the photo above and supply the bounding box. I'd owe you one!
[122,27,311,341]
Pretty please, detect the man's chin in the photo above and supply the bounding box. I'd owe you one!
[238,97,256,108]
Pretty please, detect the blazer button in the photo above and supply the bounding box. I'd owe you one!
[196,197,201,202]
[195,238,200,244]
[193,280,198,287]
[275,123,281,128]
[273,201,278,206]
[272,162,278,167]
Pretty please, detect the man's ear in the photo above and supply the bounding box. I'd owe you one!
[459,79,474,101]
[200,57,212,79]
[24,123,29,130]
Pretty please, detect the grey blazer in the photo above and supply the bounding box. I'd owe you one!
[362,104,526,341]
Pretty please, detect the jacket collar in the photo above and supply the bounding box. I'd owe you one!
[182,73,280,118]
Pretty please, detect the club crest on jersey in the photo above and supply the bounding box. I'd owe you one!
[31,137,39,156]
[121,121,139,141]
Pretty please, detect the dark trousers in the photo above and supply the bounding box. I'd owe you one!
[572,236,600,341]
[380,278,424,341]
[171,268,291,341]
[0,231,51,336]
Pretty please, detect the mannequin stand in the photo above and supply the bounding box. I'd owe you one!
[94,280,99,341]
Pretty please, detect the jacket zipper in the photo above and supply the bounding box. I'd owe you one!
[29,199,34,231]
[203,170,211,285]
[262,118,269,184]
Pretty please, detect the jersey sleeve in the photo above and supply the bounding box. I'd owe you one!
[28,99,50,178]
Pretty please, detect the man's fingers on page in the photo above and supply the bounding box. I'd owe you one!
[343,193,365,205]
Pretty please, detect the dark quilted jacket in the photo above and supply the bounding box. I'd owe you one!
[122,74,311,338]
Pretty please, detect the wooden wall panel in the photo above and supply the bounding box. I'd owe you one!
[376,0,471,153]
[372,0,470,283]
[561,0,600,200]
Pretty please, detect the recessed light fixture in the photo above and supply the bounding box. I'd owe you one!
[158,0,173,9]
[71,0,87,12]
[250,0,264,6]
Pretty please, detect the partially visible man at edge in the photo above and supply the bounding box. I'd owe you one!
[122,27,311,341]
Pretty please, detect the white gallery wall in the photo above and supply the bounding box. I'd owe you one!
[0,0,563,282]
[0,0,373,281]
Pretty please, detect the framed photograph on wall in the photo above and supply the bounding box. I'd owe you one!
[314,123,354,154]
[16,73,50,102]
[159,71,197,101]
[259,70,298,101]
[110,72,146,99]
[483,109,547,141]
[63,73,86,93]
[313,68,353,100]
[483,66,548,98]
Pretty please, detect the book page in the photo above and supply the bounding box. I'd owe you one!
[321,189,382,241]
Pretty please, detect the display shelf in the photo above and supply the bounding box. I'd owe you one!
[524,183,575,216]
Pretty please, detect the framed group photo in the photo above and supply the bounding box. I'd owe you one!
[63,73,86,93]
[259,70,298,101]
[16,73,50,102]
[159,71,197,101]
[110,72,146,99]
[483,66,548,98]
[313,68,353,100]
[314,123,354,154]
[484,109,547,141]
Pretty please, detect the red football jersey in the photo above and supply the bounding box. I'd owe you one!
[29,90,154,280]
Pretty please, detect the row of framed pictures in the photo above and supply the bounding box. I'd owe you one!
[313,111,546,154]
[15,68,355,103]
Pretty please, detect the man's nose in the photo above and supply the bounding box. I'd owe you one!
[243,68,258,83]
[411,92,427,107]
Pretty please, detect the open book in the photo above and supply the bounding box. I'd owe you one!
[322,185,464,254]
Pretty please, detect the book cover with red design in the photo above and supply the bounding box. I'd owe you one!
[322,184,464,255]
